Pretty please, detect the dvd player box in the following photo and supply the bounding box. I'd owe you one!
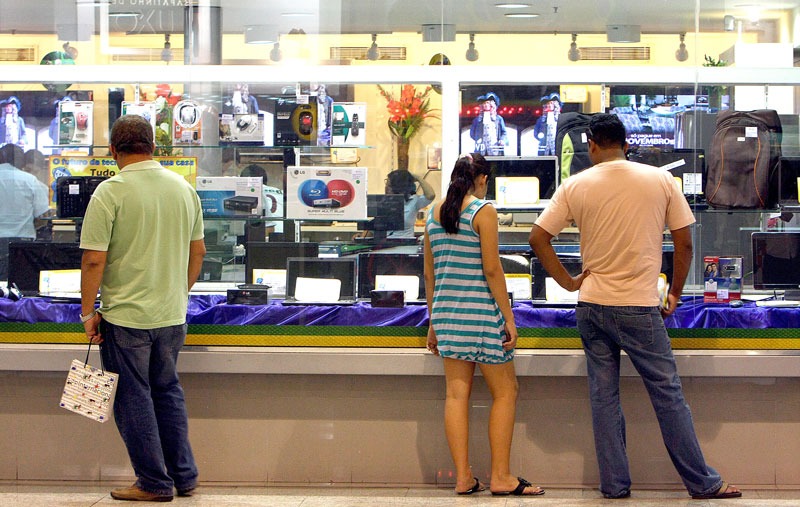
[286,166,367,221]
[196,176,263,217]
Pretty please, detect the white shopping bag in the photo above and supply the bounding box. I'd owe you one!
[59,344,118,423]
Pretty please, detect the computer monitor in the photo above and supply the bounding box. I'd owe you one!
[245,241,319,288]
[752,232,800,297]
[7,241,83,295]
[357,252,425,300]
[485,156,559,210]
[357,194,405,238]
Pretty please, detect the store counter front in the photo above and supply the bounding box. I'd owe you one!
[1,295,799,349]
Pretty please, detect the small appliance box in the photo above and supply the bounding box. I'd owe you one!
[196,177,263,217]
[57,100,93,146]
[173,100,203,145]
[703,255,743,303]
[331,102,367,146]
[286,166,367,221]
[218,113,266,144]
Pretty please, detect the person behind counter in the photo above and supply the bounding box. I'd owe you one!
[80,114,205,502]
[385,169,435,239]
[529,113,742,501]
[423,153,544,496]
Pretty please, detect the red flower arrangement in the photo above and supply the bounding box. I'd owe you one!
[377,84,438,142]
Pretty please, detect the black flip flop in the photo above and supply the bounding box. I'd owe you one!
[491,477,545,496]
[691,481,742,500]
[456,477,485,495]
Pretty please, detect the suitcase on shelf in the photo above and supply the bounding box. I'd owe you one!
[705,109,782,209]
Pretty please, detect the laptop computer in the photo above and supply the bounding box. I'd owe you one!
[7,241,83,296]
[357,252,425,303]
[282,257,357,305]
[38,269,83,302]
[245,242,319,297]
[485,156,559,211]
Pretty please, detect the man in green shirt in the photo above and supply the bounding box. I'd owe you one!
[80,114,206,502]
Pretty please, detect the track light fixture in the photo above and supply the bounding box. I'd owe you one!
[161,34,173,64]
[567,33,581,62]
[270,42,282,62]
[675,32,688,62]
[366,33,379,61]
[465,33,479,62]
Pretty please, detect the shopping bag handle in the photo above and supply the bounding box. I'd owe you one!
[83,341,108,374]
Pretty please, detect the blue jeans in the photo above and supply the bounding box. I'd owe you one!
[100,320,198,496]
[575,302,722,498]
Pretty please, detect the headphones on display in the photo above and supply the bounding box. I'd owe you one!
[1,283,22,301]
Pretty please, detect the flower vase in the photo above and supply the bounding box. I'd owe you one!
[396,138,410,171]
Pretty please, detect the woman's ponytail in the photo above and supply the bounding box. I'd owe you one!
[441,155,477,234]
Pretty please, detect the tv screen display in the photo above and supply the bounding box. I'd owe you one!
[752,232,800,290]
[485,156,559,209]
[0,90,93,154]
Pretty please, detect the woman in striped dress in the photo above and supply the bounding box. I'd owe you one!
[424,153,544,496]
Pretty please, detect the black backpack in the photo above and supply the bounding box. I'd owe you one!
[706,109,782,209]
[555,112,597,181]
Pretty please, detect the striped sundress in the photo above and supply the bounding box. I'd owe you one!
[426,199,513,364]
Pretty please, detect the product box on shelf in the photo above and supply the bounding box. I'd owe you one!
[274,95,317,147]
[703,255,743,303]
[331,102,366,146]
[196,176,263,217]
[219,113,266,144]
[57,100,93,146]
[121,101,157,136]
[286,166,367,221]
[173,100,203,145]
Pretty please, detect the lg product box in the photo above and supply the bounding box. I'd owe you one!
[57,100,93,146]
[703,255,743,303]
[219,113,266,144]
[196,176,263,217]
[331,102,366,146]
[173,100,203,145]
[274,95,317,146]
[286,166,367,221]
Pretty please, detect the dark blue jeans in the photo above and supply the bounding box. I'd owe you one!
[100,320,198,496]
[575,302,722,498]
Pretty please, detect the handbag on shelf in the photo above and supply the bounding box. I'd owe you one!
[59,342,118,423]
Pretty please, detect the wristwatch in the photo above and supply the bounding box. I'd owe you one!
[80,310,97,323]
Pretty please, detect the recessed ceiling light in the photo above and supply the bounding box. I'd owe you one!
[505,12,539,18]
[495,2,531,8]
[281,12,313,17]
[108,12,139,18]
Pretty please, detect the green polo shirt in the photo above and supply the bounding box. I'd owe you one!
[80,160,204,329]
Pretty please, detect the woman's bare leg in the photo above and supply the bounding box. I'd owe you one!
[443,358,478,492]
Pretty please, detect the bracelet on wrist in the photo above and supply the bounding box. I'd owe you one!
[80,310,97,323]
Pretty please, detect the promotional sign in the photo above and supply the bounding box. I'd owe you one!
[47,156,197,206]
[196,176,263,217]
[286,166,367,221]
[331,102,366,146]
[173,100,203,145]
[57,100,93,146]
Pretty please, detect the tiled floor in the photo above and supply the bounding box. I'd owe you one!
[0,484,799,506]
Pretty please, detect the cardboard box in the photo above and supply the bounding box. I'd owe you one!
[57,100,93,146]
[219,113,266,144]
[173,100,203,145]
[703,255,743,303]
[331,102,366,146]
[286,166,367,221]
[196,176,263,217]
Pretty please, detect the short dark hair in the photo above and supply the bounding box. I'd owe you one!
[386,170,417,200]
[109,115,155,155]
[588,114,627,150]
[0,143,24,168]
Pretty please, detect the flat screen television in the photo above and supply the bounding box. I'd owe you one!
[752,232,800,297]
[485,156,559,210]
[7,241,83,295]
